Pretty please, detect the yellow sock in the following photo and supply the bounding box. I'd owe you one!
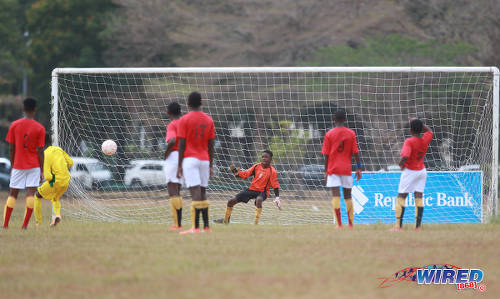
[345,199,354,226]
[198,200,209,209]
[224,206,233,223]
[34,194,43,224]
[332,196,341,225]
[190,203,196,228]
[254,208,262,225]
[395,196,406,228]
[52,200,61,218]
[4,196,16,221]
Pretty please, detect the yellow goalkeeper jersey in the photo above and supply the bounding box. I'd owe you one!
[43,146,73,184]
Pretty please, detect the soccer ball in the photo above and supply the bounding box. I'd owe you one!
[101,139,117,155]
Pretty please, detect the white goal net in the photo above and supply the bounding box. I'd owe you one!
[52,67,499,225]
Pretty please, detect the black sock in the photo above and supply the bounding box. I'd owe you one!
[202,208,209,228]
[416,207,424,228]
[398,206,405,228]
[177,208,182,227]
[195,209,201,229]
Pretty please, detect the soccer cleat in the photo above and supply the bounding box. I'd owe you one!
[334,225,343,230]
[179,228,201,235]
[50,216,61,227]
[169,225,181,231]
[203,227,211,233]
[213,218,224,223]
[348,224,353,229]
[389,226,402,231]
[415,227,422,231]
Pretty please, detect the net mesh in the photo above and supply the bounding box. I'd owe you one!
[54,69,497,224]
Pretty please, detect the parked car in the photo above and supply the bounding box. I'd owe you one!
[70,157,113,190]
[378,164,401,172]
[458,164,480,171]
[0,157,11,190]
[124,159,166,188]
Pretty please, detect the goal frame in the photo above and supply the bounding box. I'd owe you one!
[51,66,500,219]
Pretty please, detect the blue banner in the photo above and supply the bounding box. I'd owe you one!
[342,171,482,224]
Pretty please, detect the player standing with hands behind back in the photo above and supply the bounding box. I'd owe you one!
[177,92,215,234]
[3,98,45,229]
[322,110,362,229]
[391,118,433,231]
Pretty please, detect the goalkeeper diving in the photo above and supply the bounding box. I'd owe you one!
[215,150,280,225]
[34,141,73,227]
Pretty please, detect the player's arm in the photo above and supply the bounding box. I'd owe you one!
[399,139,411,170]
[9,143,15,173]
[63,150,73,169]
[323,154,329,181]
[164,137,176,160]
[38,147,44,178]
[176,138,186,178]
[353,153,362,181]
[208,138,215,176]
[234,164,256,179]
[271,169,281,210]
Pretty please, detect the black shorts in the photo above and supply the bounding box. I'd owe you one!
[235,189,267,203]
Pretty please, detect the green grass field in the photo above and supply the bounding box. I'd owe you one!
[1,198,499,299]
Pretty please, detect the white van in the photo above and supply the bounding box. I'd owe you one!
[70,157,113,189]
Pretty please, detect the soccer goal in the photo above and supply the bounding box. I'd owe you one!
[51,67,499,225]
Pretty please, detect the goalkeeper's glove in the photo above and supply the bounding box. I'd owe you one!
[229,165,240,175]
[273,197,281,210]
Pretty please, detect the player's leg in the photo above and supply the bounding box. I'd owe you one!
[220,190,252,224]
[392,169,413,231]
[343,188,354,228]
[3,187,19,228]
[254,195,265,225]
[50,183,69,227]
[198,160,210,231]
[165,151,183,230]
[168,182,182,230]
[180,158,203,234]
[34,190,44,225]
[327,174,342,228]
[341,175,354,228]
[414,169,427,230]
[21,168,41,229]
[392,193,407,230]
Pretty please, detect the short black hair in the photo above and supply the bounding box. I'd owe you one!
[167,102,181,116]
[23,98,36,112]
[187,91,202,108]
[410,119,423,134]
[334,109,346,122]
[263,150,273,158]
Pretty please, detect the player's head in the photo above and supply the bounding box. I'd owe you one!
[23,98,37,113]
[333,109,346,124]
[410,118,423,135]
[167,101,181,117]
[187,92,202,109]
[262,150,273,166]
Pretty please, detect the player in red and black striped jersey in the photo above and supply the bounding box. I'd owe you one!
[215,150,280,225]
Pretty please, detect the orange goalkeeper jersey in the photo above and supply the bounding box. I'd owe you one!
[237,163,280,196]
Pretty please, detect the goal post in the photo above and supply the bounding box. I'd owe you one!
[51,67,499,224]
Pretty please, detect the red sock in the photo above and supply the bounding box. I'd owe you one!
[21,208,33,229]
[334,208,342,226]
[3,206,13,228]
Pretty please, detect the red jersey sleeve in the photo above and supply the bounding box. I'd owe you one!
[38,126,46,148]
[166,121,177,142]
[209,120,215,139]
[351,132,359,154]
[5,124,15,144]
[321,133,330,155]
[271,167,280,189]
[422,131,433,145]
[401,139,412,158]
[177,117,186,139]
[238,164,258,179]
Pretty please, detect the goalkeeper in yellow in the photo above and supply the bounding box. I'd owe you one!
[34,145,73,227]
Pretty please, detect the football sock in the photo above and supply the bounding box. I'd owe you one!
[34,194,43,225]
[52,199,61,218]
[22,196,35,229]
[224,206,233,224]
[254,207,262,225]
[195,208,201,229]
[190,203,196,229]
[3,196,15,228]
[345,198,354,226]
[395,196,406,228]
[332,196,342,226]
[415,197,424,228]
[198,200,209,228]
[170,196,182,227]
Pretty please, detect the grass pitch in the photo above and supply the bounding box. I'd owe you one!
[0,199,499,299]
